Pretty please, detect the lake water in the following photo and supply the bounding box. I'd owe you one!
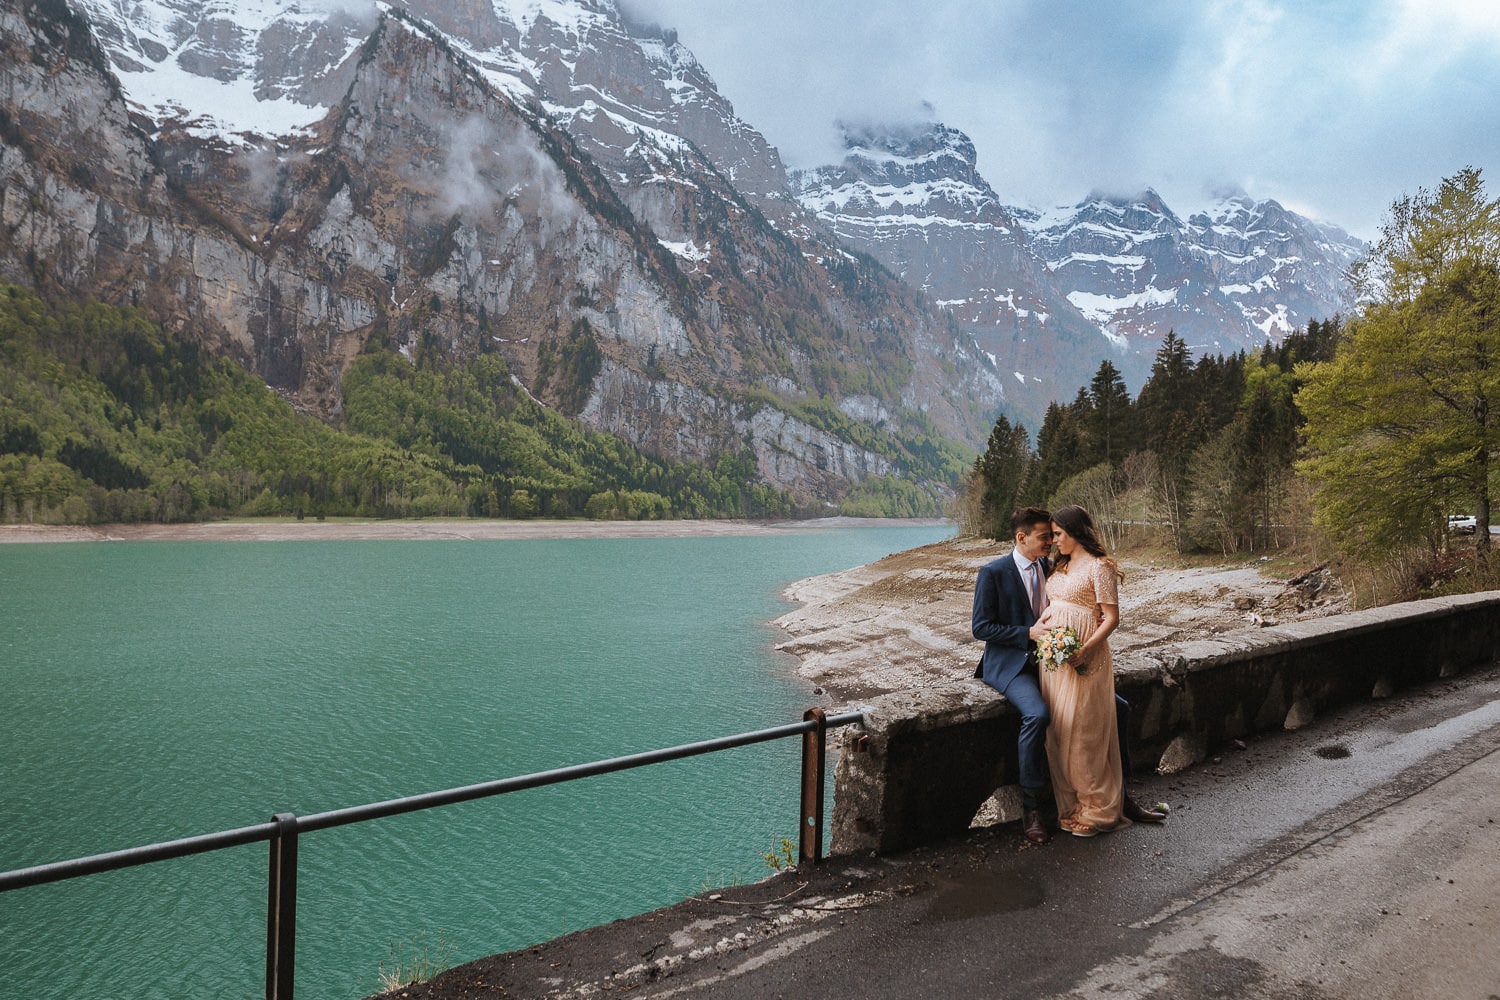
[0,521,952,999]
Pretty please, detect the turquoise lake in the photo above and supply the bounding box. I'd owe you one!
[0,521,952,999]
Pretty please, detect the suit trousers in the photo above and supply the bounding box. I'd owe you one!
[1000,666,1051,803]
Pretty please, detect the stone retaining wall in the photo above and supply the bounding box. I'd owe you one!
[829,591,1500,855]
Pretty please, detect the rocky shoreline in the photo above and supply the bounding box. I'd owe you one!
[774,537,1349,705]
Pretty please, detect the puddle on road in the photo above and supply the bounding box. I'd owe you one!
[923,869,1045,922]
[1314,744,1353,759]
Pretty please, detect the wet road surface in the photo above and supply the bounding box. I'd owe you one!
[382,661,1500,1000]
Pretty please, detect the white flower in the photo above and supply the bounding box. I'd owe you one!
[1036,625,1082,672]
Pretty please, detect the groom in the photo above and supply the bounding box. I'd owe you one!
[972,506,1166,845]
[972,506,1058,844]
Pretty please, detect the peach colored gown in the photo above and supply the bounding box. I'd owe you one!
[1039,553,1127,834]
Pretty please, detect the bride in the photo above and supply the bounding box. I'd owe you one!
[1037,504,1128,837]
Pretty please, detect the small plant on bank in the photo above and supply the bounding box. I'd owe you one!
[762,837,796,872]
[698,870,748,893]
[377,930,455,992]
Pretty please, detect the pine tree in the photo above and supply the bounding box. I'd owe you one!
[1085,358,1135,468]
[1136,333,1195,473]
[971,414,1035,537]
[1134,331,1200,545]
[1033,399,1086,504]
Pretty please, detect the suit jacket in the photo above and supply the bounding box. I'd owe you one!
[971,552,1049,693]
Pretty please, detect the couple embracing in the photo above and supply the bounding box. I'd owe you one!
[972,504,1167,844]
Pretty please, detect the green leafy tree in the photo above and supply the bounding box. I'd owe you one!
[1238,364,1300,549]
[0,286,818,523]
[1048,462,1123,548]
[840,475,942,518]
[1186,421,1251,555]
[1299,168,1500,557]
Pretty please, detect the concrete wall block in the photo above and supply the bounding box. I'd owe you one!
[831,685,1014,855]
[1170,640,1239,670]
[1252,671,1290,730]
[1283,697,1316,730]
[1156,733,1207,774]
[828,592,1500,858]
[1117,674,1174,750]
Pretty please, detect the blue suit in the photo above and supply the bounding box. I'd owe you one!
[972,553,1051,800]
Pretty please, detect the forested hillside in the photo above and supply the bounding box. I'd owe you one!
[966,168,1500,592]
[2,285,959,523]
[965,320,1341,554]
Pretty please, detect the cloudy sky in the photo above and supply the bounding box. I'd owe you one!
[621,0,1500,240]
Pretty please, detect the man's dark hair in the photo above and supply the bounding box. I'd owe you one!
[1009,506,1052,537]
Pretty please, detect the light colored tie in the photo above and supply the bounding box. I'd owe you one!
[1027,561,1043,619]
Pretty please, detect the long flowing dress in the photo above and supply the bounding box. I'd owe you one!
[1039,553,1127,834]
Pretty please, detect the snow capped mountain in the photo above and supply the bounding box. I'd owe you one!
[794,115,1363,406]
[74,0,376,139]
[1184,191,1363,338]
[11,0,1365,466]
[76,0,798,226]
[793,121,1133,418]
[1017,187,1365,358]
[794,120,1011,244]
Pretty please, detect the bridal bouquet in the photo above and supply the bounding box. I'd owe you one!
[1036,625,1083,673]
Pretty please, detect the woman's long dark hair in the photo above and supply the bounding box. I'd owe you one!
[1051,504,1122,579]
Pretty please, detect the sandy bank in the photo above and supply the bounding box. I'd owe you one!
[775,537,1348,704]
[0,516,947,544]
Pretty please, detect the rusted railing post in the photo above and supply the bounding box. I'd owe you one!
[266,812,299,1000]
[799,707,828,865]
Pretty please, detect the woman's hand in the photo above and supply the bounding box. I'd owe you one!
[1074,603,1119,662]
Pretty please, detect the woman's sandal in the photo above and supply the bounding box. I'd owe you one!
[1061,818,1099,838]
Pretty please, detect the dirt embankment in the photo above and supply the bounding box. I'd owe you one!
[774,537,1349,704]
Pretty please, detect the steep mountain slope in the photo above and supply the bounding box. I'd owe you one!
[2,0,1005,506]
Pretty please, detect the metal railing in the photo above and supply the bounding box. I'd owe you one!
[0,707,861,1000]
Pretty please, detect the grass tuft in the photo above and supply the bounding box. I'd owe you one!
[377,930,456,992]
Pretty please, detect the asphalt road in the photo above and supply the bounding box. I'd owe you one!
[385,660,1500,1000]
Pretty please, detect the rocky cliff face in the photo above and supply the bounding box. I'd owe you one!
[2,0,1007,503]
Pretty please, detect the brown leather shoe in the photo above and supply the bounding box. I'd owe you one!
[1022,808,1051,844]
[1124,795,1167,824]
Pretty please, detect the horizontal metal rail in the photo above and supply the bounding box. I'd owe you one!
[0,708,863,1000]
[0,820,278,892]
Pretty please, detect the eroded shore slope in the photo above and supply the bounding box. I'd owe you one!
[775,537,1348,703]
